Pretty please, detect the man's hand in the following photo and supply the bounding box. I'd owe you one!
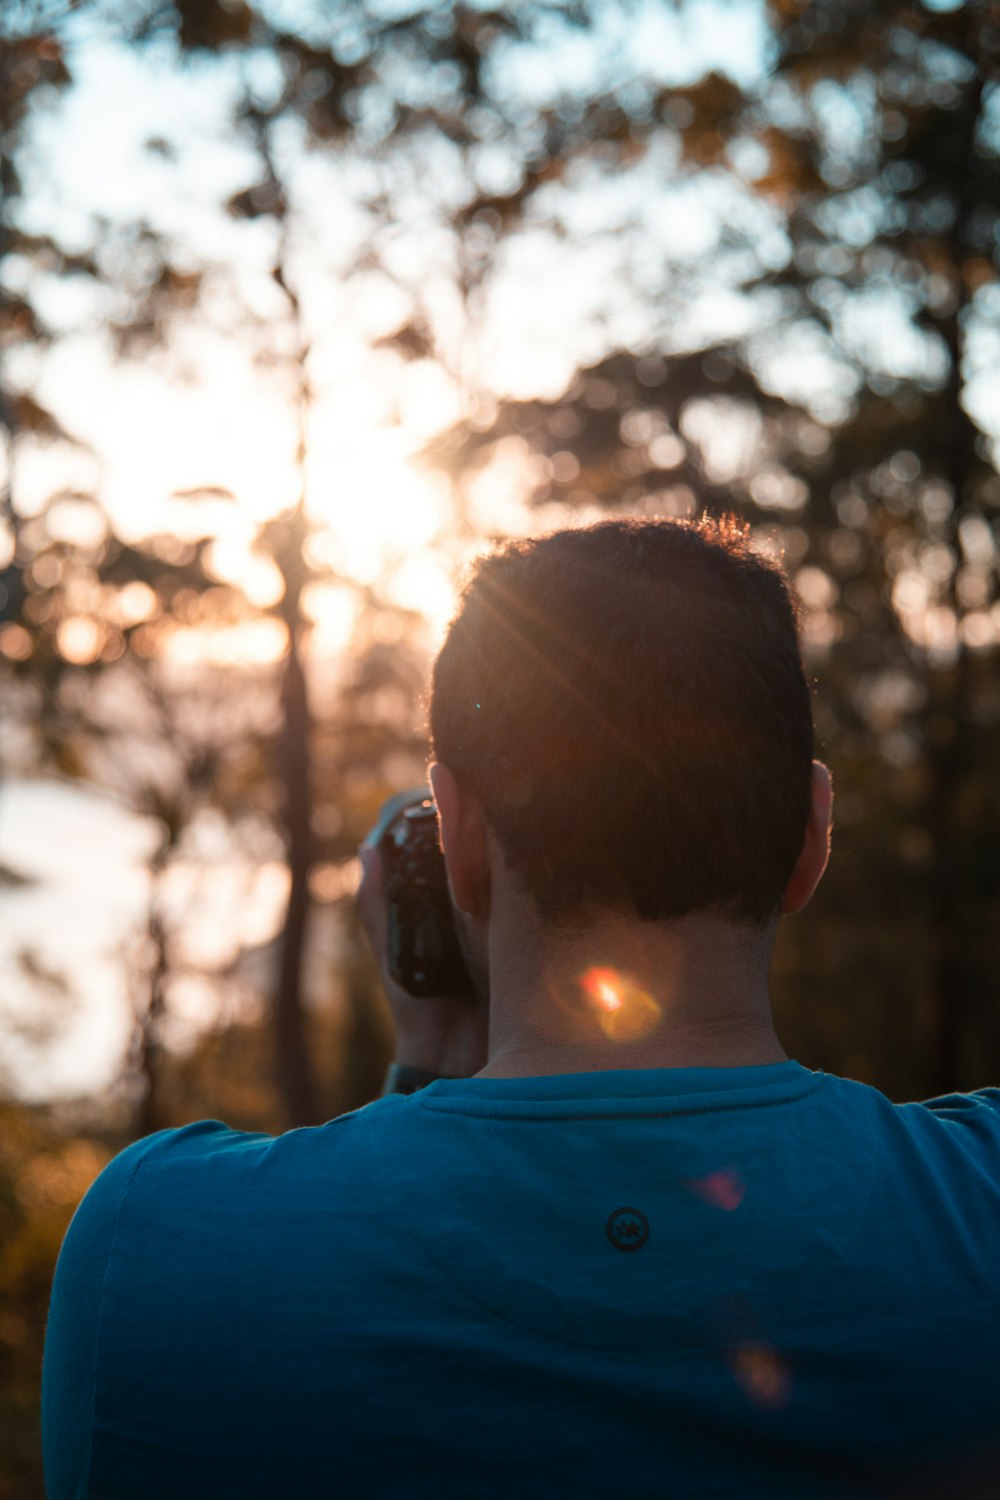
[356,842,489,1078]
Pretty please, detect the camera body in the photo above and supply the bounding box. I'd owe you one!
[376,789,472,997]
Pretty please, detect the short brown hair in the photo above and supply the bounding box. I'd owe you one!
[430,516,813,925]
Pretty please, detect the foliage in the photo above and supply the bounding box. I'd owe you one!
[0,1104,110,1500]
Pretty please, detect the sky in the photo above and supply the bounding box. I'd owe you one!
[0,777,297,1099]
[0,780,159,1099]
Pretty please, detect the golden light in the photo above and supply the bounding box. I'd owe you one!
[300,582,357,646]
[309,858,361,903]
[306,446,445,581]
[77,339,457,635]
[160,618,289,667]
[16,1141,109,1209]
[385,554,458,643]
[206,539,285,609]
[110,581,160,626]
[57,616,105,665]
[0,623,33,661]
[579,965,662,1041]
[959,610,996,649]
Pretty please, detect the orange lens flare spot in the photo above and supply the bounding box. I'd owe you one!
[578,966,617,1002]
[580,967,620,1005]
[727,1344,793,1411]
[578,966,662,1041]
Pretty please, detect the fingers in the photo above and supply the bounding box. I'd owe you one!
[356,843,387,951]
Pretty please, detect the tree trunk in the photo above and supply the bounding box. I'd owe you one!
[273,598,322,1127]
[135,903,169,1137]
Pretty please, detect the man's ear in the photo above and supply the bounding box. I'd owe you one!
[781,760,833,916]
[428,762,491,918]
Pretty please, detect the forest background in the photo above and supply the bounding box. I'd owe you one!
[1,0,998,1492]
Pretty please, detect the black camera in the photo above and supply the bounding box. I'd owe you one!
[372,788,473,998]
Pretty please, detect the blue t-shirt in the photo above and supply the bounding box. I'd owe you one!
[42,1063,1000,1497]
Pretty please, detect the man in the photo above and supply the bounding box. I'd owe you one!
[43,516,999,1498]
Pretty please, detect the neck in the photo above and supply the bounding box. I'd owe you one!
[473,905,786,1080]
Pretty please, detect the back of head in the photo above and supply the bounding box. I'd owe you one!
[430,516,813,927]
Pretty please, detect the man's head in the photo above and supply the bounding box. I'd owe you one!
[430,515,822,948]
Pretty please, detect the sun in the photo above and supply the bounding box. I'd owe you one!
[39,319,464,663]
[304,436,460,637]
[305,440,443,575]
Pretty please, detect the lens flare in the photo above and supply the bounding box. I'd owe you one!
[578,966,662,1041]
[586,969,623,1010]
[681,1167,746,1212]
[727,1343,793,1411]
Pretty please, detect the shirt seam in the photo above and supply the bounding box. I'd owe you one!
[417,1074,826,1122]
[77,1145,154,1500]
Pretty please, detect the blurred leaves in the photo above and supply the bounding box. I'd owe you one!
[0,1105,110,1500]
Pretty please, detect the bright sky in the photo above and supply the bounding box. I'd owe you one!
[0,778,297,1100]
[0,781,158,1099]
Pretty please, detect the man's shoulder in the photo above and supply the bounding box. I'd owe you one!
[890,1084,1000,1161]
[820,1071,1000,1124]
[79,1119,273,1213]
[72,1099,409,1246]
[825,1072,1000,1124]
[818,1073,1000,1194]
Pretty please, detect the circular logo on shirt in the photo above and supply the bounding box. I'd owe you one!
[606,1207,649,1251]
